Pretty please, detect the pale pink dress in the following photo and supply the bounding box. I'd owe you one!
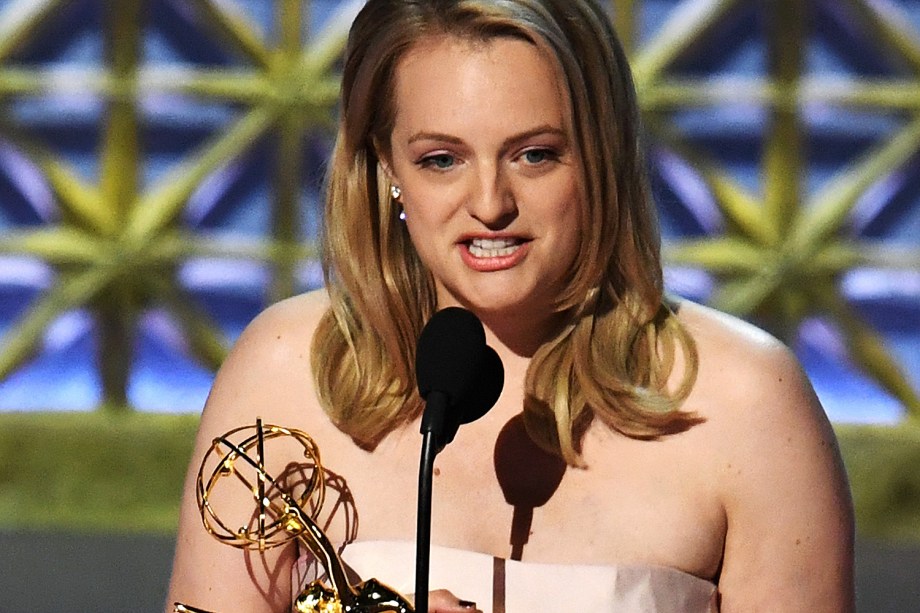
[292,540,719,612]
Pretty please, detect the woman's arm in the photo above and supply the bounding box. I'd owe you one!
[165,293,328,613]
[715,340,855,612]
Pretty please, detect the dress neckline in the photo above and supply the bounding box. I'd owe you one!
[293,538,720,613]
[308,538,715,584]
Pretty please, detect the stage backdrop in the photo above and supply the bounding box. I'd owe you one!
[0,0,918,423]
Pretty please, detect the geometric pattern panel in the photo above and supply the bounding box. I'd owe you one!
[0,0,917,423]
[630,0,920,422]
[0,0,352,411]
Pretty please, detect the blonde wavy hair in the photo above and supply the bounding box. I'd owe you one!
[311,0,700,464]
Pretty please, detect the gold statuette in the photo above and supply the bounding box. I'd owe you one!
[174,419,414,613]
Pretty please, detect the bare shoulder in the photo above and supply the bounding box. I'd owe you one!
[201,288,331,429]
[676,299,791,378]
[676,299,821,425]
[229,288,330,366]
[673,298,844,490]
[674,299,855,611]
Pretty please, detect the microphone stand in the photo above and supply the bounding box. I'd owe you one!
[416,391,448,613]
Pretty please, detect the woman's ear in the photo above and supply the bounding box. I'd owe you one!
[378,162,401,204]
[380,161,397,186]
[373,137,397,185]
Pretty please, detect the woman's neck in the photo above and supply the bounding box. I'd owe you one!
[475,307,570,360]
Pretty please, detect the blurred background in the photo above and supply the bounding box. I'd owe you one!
[0,0,917,611]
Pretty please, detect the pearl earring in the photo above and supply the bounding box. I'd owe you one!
[390,185,401,200]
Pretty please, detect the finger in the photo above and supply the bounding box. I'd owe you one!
[426,589,483,612]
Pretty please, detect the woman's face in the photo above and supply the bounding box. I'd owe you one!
[386,34,583,320]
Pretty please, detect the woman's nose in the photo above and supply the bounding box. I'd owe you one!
[467,166,518,228]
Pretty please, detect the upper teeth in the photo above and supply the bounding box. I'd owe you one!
[468,237,521,258]
[471,238,517,249]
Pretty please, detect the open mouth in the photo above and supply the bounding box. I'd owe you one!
[466,237,526,258]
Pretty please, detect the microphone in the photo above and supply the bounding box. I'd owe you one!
[414,307,504,612]
[416,307,487,450]
[416,307,504,449]
[440,345,503,446]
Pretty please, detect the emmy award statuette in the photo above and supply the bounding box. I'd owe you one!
[174,419,414,613]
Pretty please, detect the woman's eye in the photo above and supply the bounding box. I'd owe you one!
[522,149,555,164]
[421,154,455,170]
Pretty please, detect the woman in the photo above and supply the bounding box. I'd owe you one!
[167,0,854,611]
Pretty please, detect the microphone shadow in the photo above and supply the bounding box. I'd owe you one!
[493,414,567,561]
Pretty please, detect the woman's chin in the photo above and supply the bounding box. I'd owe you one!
[435,277,560,320]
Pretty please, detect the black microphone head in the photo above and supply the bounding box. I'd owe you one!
[440,345,504,446]
[415,307,486,404]
[458,345,504,424]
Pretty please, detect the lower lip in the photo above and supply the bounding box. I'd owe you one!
[459,242,531,272]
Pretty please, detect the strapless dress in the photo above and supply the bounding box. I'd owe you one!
[292,540,719,612]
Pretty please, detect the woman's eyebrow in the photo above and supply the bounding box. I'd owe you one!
[407,125,568,149]
[501,125,567,148]
[407,131,464,145]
